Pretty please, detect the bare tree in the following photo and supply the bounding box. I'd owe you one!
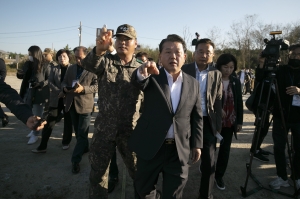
[283,21,300,44]
[251,22,275,50]
[182,26,193,51]
[205,26,227,50]
[227,14,258,68]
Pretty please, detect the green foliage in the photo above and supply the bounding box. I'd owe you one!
[64,44,72,50]
[7,52,25,59]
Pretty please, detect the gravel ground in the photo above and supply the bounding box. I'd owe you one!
[0,76,297,199]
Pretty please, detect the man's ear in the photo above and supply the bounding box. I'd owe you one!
[135,39,138,48]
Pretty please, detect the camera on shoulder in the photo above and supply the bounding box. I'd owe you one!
[261,31,289,72]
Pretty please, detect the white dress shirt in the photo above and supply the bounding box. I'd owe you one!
[195,63,209,116]
[136,69,183,139]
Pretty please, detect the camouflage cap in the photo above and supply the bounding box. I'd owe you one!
[114,24,137,39]
[43,48,54,55]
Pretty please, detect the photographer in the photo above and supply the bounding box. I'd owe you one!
[19,46,49,144]
[249,54,274,163]
[256,44,300,190]
[32,49,73,153]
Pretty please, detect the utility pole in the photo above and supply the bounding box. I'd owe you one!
[78,21,82,46]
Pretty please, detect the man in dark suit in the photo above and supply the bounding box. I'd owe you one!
[62,46,98,174]
[129,34,203,198]
[182,38,222,199]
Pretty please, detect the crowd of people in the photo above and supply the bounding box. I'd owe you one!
[0,23,299,199]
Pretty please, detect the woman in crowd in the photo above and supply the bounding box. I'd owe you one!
[19,46,48,144]
[214,53,243,190]
[0,58,9,127]
[32,49,73,153]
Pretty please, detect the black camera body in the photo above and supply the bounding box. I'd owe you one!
[261,31,289,72]
[192,32,200,46]
[28,78,38,88]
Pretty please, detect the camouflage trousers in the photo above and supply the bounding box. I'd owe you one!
[89,118,137,199]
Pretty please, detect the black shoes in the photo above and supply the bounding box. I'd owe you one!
[108,177,119,193]
[253,151,269,162]
[259,148,272,155]
[215,178,225,190]
[1,114,9,127]
[72,162,80,174]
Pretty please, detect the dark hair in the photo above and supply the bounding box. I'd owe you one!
[216,53,237,71]
[159,34,187,53]
[56,49,72,62]
[28,45,43,73]
[135,51,148,58]
[289,44,300,52]
[195,38,215,50]
[73,46,88,55]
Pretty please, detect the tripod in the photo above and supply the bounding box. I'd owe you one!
[240,72,300,198]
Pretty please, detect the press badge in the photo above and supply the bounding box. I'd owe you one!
[292,95,300,107]
[72,80,79,87]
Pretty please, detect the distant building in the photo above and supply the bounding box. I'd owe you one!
[0,50,9,59]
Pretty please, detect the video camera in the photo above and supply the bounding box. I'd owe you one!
[261,31,289,71]
[28,77,38,88]
[192,32,200,46]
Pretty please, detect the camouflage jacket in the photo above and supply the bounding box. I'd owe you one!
[81,48,143,126]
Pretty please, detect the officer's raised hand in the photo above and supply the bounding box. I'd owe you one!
[138,61,160,78]
[96,26,113,56]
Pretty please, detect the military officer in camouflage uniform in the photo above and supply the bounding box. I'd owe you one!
[80,24,143,199]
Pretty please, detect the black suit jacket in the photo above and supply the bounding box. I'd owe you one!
[182,63,222,135]
[129,68,203,166]
[223,75,243,139]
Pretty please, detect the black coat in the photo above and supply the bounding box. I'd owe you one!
[19,61,49,104]
[128,68,203,166]
[222,75,243,139]
[255,65,300,121]
[0,58,6,80]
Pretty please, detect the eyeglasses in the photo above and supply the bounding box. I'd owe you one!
[195,50,213,56]
[289,53,300,59]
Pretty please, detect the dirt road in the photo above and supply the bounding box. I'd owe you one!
[0,76,296,199]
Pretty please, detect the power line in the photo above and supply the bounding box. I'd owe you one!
[0,38,78,44]
[82,25,96,29]
[82,31,95,36]
[0,29,75,39]
[0,25,78,34]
